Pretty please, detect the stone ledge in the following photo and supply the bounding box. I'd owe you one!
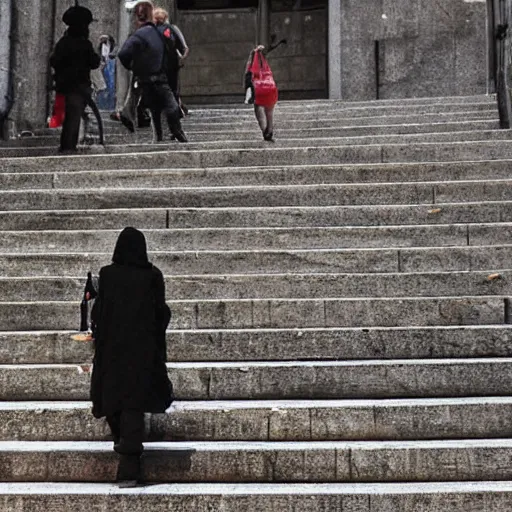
[1,397,512,442]
[0,358,510,400]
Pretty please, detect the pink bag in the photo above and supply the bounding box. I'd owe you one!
[249,50,278,107]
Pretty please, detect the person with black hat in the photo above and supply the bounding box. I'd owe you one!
[118,0,187,143]
[50,4,101,152]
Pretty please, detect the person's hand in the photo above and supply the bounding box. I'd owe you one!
[255,45,265,51]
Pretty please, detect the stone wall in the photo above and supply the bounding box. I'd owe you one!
[269,8,328,99]
[179,9,259,98]
[337,0,488,100]
[7,0,489,130]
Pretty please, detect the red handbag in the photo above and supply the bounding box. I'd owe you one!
[249,50,278,107]
[49,93,66,128]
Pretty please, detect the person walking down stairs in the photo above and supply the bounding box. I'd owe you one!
[118,0,188,143]
[90,227,173,487]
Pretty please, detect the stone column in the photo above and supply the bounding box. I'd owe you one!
[328,0,342,99]
[258,0,270,47]
[12,0,56,131]
[115,0,131,113]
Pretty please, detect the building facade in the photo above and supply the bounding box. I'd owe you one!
[6,0,488,131]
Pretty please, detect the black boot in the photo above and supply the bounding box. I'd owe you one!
[116,454,141,488]
[171,124,188,143]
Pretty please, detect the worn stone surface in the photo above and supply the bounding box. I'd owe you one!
[0,271,510,302]
[1,326,511,364]
[2,95,512,505]
[2,398,512,442]
[0,225,471,254]
[0,440,511,483]
[0,359,511,401]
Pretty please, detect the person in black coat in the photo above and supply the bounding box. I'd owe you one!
[90,227,172,487]
[118,1,187,143]
[50,6,101,152]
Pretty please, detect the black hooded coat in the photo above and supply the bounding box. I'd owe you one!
[90,227,172,419]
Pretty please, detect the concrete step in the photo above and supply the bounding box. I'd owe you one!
[194,95,496,108]
[176,101,498,117]
[188,97,496,111]
[0,295,505,331]
[40,110,497,139]
[4,129,512,159]
[0,439,511,482]
[7,159,512,190]
[0,271,509,302]
[0,358,510,400]
[1,325,510,364]
[2,397,512,442]
[7,180,512,210]
[2,244,512,277]
[96,110,498,133]
[2,481,512,512]
[5,120,502,147]
[0,224,506,253]
[5,140,512,174]
[4,202,512,232]
[3,203,512,231]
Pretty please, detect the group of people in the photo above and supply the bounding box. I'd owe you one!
[51,1,189,152]
[50,1,282,489]
[50,0,280,153]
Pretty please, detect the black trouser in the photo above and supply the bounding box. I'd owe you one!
[106,409,145,455]
[60,90,88,151]
[142,81,182,141]
[106,409,145,481]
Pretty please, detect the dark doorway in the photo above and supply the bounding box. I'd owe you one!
[269,0,328,99]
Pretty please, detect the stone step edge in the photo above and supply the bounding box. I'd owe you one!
[0,294,507,304]
[2,157,510,175]
[4,200,512,215]
[0,244,510,258]
[2,438,512,450]
[3,358,512,369]
[8,177,512,193]
[0,481,510,496]
[0,324,509,336]
[0,269,510,280]
[0,221,505,235]
[16,119,504,138]
[4,137,512,164]
[8,128,511,152]
[2,396,512,411]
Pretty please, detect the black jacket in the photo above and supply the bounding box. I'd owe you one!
[50,30,100,94]
[90,228,172,418]
[118,23,166,80]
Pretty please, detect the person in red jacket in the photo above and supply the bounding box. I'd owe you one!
[244,45,278,142]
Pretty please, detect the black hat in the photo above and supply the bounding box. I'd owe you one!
[62,5,93,26]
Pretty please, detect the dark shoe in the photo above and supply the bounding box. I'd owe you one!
[116,454,141,485]
[120,114,135,133]
[171,127,188,143]
[263,129,275,142]
[118,480,138,489]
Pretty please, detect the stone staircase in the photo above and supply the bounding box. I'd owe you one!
[1,94,512,510]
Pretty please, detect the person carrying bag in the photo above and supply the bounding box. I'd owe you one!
[244,44,280,142]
